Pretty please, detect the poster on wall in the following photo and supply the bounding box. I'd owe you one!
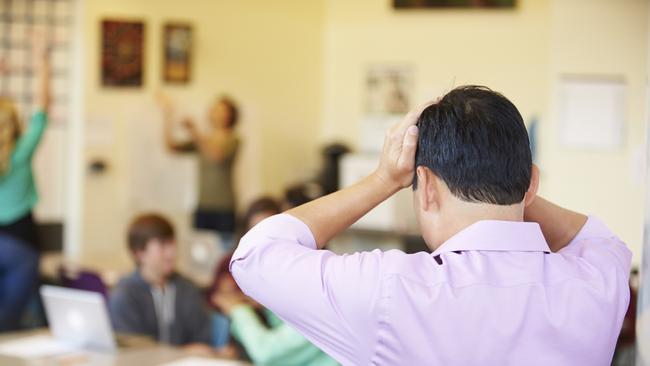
[163,23,192,84]
[365,64,413,116]
[101,20,145,87]
[360,64,414,152]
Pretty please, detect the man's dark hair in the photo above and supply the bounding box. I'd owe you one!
[414,85,532,205]
[127,214,175,255]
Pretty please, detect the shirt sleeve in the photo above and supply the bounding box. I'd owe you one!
[11,111,47,165]
[559,216,632,274]
[230,214,383,365]
[230,304,328,365]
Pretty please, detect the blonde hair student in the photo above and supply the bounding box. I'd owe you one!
[0,33,51,248]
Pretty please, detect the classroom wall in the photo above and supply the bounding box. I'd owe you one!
[320,0,648,264]
[79,0,325,268]
[75,0,648,268]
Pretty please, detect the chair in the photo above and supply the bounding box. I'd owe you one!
[58,265,108,299]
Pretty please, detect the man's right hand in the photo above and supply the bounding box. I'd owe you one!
[374,103,431,190]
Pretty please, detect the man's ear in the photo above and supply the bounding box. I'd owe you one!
[416,166,439,212]
[524,164,539,207]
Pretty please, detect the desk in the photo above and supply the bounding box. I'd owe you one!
[0,330,246,366]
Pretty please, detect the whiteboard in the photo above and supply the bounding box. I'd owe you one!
[558,77,625,149]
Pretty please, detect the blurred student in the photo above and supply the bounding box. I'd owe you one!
[159,94,240,248]
[210,197,337,366]
[0,35,50,250]
[231,86,631,365]
[109,213,230,356]
[0,234,38,331]
[0,34,50,331]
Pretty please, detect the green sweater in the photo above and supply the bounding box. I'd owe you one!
[0,111,47,224]
[230,305,338,366]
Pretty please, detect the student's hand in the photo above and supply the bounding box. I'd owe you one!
[156,90,175,113]
[214,343,239,359]
[0,58,7,74]
[374,103,429,190]
[183,343,217,357]
[212,291,247,315]
[31,29,50,62]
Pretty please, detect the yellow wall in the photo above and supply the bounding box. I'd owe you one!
[77,0,648,267]
[320,0,648,264]
[80,0,325,268]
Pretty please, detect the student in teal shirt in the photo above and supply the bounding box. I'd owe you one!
[209,197,337,365]
[0,37,50,248]
[0,34,50,330]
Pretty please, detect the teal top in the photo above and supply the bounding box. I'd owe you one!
[0,111,47,224]
[230,305,339,366]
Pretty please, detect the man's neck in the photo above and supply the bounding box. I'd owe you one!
[433,199,525,249]
[139,267,169,289]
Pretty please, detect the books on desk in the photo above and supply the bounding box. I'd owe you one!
[0,334,80,359]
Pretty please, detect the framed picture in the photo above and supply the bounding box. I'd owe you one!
[163,23,192,84]
[101,20,145,87]
[365,64,413,116]
[394,0,515,8]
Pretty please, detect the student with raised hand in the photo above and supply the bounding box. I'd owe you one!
[158,93,240,248]
[0,32,50,249]
[209,197,337,366]
[0,34,50,331]
[230,86,631,365]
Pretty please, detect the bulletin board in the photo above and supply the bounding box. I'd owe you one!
[0,0,74,126]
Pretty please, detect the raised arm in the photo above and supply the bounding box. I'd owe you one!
[157,92,195,153]
[286,105,423,248]
[524,196,588,252]
[183,121,237,163]
[11,34,50,164]
[34,33,51,113]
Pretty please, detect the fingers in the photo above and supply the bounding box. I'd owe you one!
[397,100,435,132]
[397,125,419,172]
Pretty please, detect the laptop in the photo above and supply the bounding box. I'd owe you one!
[40,285,117,352]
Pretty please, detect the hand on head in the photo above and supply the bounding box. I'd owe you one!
[375,102,432,189]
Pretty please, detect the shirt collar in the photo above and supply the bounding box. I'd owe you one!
[431,220,551,256]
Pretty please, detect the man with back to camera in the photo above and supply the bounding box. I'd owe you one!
[229,86,631,365]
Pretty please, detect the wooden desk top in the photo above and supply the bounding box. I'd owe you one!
[0,330,246,366]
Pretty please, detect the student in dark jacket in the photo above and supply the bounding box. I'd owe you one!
[109,213,231,356]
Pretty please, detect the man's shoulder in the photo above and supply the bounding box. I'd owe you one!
[112,270,147,295]
[559,216,631,273]
[170,273,202,293]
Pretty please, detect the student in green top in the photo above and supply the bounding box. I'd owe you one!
[0,34,50,249]
[210,197,338,366]
[0,33,50,330]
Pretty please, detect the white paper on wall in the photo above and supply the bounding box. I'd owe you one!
[339,153,417,233]
[127,110,197,213]
[558,76,626,149]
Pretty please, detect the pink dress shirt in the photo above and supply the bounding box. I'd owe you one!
[230,214,631,366]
